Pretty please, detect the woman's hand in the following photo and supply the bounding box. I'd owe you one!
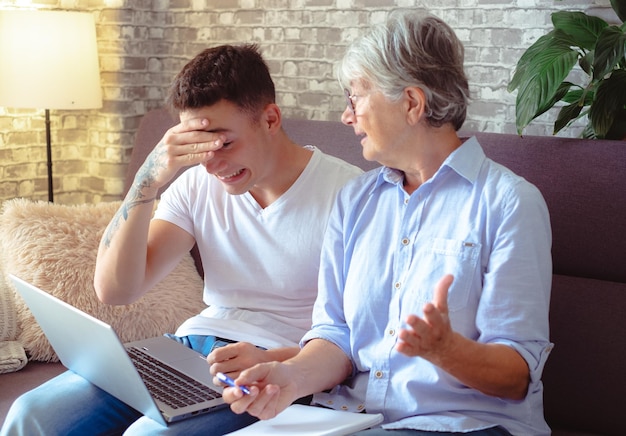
[396,274,455,360]
[221,361,299,420]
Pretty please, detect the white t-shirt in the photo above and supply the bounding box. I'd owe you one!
[153,146,363,349]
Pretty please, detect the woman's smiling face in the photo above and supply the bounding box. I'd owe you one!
[341,81,409,168]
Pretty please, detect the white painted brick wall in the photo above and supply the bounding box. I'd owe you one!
[0,0,615,203]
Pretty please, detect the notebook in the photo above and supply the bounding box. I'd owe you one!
[225,404,384,435]
[10,274,226,426]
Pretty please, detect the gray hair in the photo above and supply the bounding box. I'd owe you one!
[338,11,470,130]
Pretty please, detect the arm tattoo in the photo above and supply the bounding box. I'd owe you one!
[102,146,167,248]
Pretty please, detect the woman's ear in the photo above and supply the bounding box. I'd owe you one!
[404,87,427,126]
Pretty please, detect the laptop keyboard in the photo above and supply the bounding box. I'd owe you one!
[127,346,221,409]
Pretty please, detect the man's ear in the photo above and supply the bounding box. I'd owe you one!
[404,87,428,126]
[262,103,282,134]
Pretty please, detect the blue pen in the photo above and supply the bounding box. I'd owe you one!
[216,372,251,395]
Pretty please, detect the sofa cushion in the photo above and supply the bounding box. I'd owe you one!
[0,199,205,362]
[282,117,380,172]
[544,274,626,434]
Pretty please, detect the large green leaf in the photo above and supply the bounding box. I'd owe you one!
[579,51,594,75]
[554,101,584,134]
[611,0,626,23]
[590,70,626,138]
[606,109,626,139]
[580,121,597,139]
[536,81,572,116]
[509,32,557,92]
[552,11,608,51]
[593,25,626,80]
[509,30,581,91]
[561,87,595,108]
[512,31,579,133]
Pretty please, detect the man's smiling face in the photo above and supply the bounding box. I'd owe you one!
[180,100,272,197]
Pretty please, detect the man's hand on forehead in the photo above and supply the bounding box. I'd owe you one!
[178,116,211,132]
[172,118,227,153]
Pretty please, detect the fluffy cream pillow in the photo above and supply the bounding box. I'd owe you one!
[0,199,205,362]
[0,267,18,342]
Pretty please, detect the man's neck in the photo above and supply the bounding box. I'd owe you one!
[249,141,313,208]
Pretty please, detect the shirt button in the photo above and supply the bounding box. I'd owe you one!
[326,400,334,405]
[394,282,401,289]
[404,198,409,205]
[375,370,383,378]
[341,405,348,410]
[357,404,365,411]
[401,237,410,245]
[388,329,395,336]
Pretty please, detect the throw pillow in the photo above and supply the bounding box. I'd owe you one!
[0,267,18,342]
[0,265,26,373]
[0,199,206,362]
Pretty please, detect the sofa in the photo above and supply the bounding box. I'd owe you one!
[1,108,624,435]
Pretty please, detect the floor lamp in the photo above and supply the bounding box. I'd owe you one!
[0,9,102,202]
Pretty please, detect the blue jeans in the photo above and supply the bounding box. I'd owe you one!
[163,333,238,356]
[0,335,258,436]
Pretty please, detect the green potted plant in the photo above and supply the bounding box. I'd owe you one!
[508,0,626,139]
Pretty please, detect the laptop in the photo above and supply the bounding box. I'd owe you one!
[10,274,226,426]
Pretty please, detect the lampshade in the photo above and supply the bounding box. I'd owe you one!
[0,9,102,110]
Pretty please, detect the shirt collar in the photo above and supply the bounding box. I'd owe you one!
[441,136,485,184]
[373,136,485,192]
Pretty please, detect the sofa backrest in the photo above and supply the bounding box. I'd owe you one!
[123,108,179,197]
[468,132,626,283]
[281,117,380,172]
[128,109,626,435]
[462,131,626,435]
[284,121,626,282]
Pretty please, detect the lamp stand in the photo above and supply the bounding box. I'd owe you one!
[0,10,102,203]
[44,109,53,202]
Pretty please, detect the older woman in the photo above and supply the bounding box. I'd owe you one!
[222,11,552,436]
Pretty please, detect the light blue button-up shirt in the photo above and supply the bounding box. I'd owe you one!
[303,137,553,435]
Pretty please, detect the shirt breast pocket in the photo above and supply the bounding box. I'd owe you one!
[410,237,481,313]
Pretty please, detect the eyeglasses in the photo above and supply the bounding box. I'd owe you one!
[344,88,358,115]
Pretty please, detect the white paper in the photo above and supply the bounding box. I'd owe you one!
[225,404,383,435]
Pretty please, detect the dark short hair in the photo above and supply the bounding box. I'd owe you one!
[166,44,275,116]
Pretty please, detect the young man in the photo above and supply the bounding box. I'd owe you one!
[0,44,362,435]
[224,12,552,436]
